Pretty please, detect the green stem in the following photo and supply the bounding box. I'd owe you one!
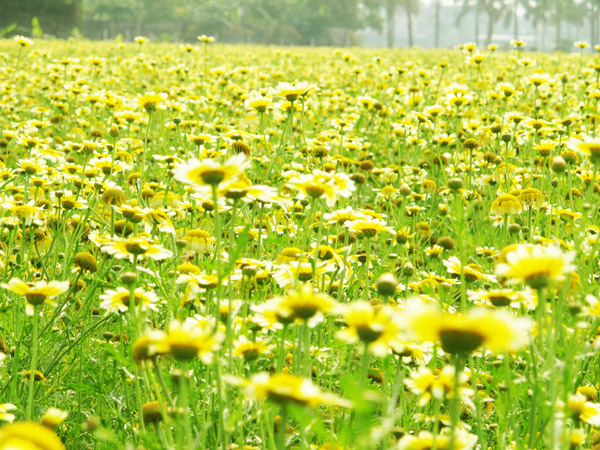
[26,306,40,421]
[212,184,221,265]
[276,404,288,450]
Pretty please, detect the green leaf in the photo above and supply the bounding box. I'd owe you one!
[31,17,43,37]
[0,23,16,37]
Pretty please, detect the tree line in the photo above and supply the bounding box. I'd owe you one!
[1,0,598,49]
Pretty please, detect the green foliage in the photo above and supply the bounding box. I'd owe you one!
[1,23,17,37]
[31,17,43,37]
[82,0,383,45]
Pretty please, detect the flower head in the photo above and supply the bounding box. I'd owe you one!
[272,82,315,102]
[174,154,249,187]
[407,299,532,354]
[567,137,600,164]
[101,235,173,262]
[14,36,33,47]
[149,317,224,363]
[100,287,161,314]
[495,244,576,289]
[275,283,339,326]
[136,92,167,113]
[0,421,65,450]
[396,429,477,450]
[227,372,351,408]
[337,301,402,357]
[0,403,17,423]
[1,279,69,315]
[491,194,522,215]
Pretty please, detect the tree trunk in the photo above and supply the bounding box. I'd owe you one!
[434,0,441,47]
[541,19,546,51]
[475,2,480,44]
[407,7,414,47]
[135,0,143,37]
[592,2,596,49]
[387,0,396,48]
[485,10,494,46]
[596,0,600,45]
[556,17,561,51]
[513,0,519,40]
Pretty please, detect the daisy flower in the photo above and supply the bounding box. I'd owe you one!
[174,154,249,187]
[495,244,576,289]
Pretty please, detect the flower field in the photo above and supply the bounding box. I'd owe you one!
[0,37,600,449]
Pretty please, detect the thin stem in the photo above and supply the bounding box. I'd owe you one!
[26,305,40,421]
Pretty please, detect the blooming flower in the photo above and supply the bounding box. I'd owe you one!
[101,235,173,262]
[0,422,65,450]
[271,81,316,102]
[226,372,351,408]
[337,301,402,357]
[1,279,69,315]
[99,287,161,314]
[495,244,576,289]
[406,299,532,354]
[174,154,249,187]
[0,403,17,423]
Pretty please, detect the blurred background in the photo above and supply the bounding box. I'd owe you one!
[1,0,598,51]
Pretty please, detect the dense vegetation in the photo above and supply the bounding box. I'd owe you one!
[1,37,600,450]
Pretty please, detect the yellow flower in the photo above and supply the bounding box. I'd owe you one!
[518,188,544,209]
[134,36,149,44]
[337,301,401,357]
[490,194,522,215]
[272,261,334,288]
[567,392,600,426]
[0,403,17,422]
[276,283,339,325]
[272,81,315,102]
[286,170,355,207]
[468,288,537,309]
[99,287,161,314]
[41,407,68,428]
[228,372,351,408]
[1,279,69,315]
[232,335,272,362]
[182,229,215,253]
[187,134,216,146]
[136,91,167,113]
[534,140,556,156]
[1,200,44,225]
[443,256,497,283]
[0,421,65,450]
[247,96,273,113]
[101,235,173,262]
[198,35,215,43]
[149,317,224,363]
[396,429,477,450]
[174,154,249,187]
[407,300,532,354]
[495,244,576,289]
[567,137,600,164]
[345,217,394,239]
[405,366,472,407]
[14,36,33,47]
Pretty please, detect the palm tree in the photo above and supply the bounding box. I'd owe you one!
[386,0,396,47]
[586,0,600,47]
[434,0,442,47]
[454,0,501,46]
[523,0,551,50]
[386,0,419,47]
[550,0,584,50]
